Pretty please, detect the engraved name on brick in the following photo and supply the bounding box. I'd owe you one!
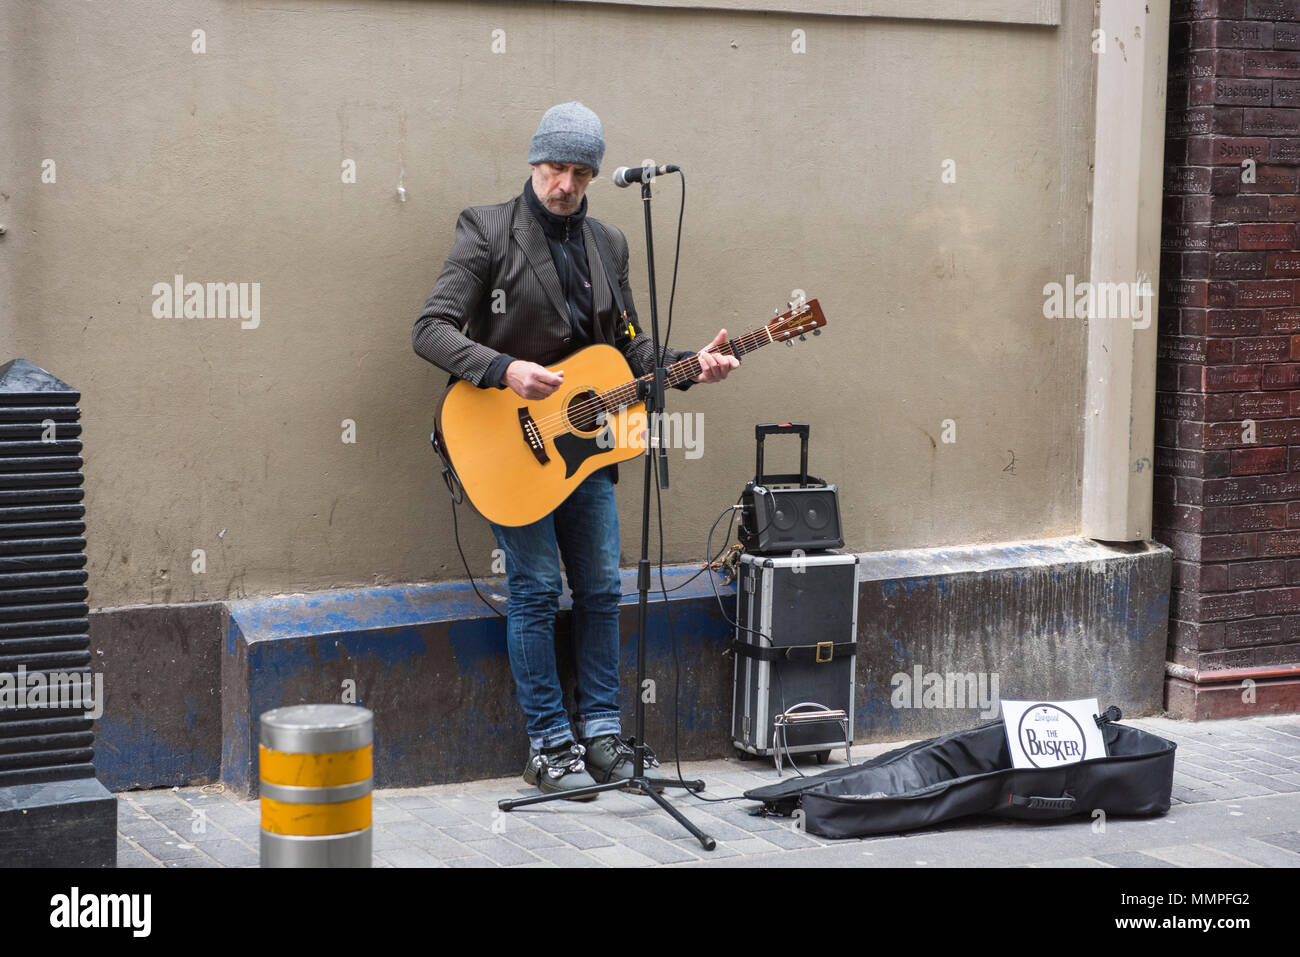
[1240,224,1298,248]
[1251,0,1300,24]
[1238,281,1297,305]
[1238,337,1291,361]
[1237,393,1289,416]
[1169,111,1214,137]
[1231,562,1287,588]
[1213,251,1267,276]
[1204,534,1257,560]
[1159,338,1209,362]
[1276,81,1300,105]
[1164,224,1210,250]
[1201,592,1259,620]
[1238,504,1287,530]
[1243,51,1300,79]
[1243,108,1300,134]
[1225,618,1284,646]
[1214,79,1271,103]
[1256,588,1300,615]
[1264,307,1300,331]
[1208,310,1261,334]
[1262,531,1300,556]
[1270,254,1300,275]
[1216,138,1271,161]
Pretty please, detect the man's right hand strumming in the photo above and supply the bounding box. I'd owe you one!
[504,360,565,400]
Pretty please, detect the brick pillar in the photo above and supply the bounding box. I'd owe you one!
[1157,0,1300,718]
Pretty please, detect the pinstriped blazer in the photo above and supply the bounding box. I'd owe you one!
[412,191,696,391]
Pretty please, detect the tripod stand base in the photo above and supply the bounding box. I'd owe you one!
[626,776,706,795]
[498,776,716,851]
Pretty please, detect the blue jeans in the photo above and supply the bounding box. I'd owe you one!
[489,467,623,750]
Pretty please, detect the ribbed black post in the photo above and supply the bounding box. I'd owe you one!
[0,359,116,867]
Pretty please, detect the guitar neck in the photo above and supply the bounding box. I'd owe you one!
[663,327,777,386]
[602,325,781,410]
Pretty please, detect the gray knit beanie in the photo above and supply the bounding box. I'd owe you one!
[529,102,605,175]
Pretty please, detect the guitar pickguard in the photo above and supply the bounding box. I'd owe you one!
[553,426,615,478]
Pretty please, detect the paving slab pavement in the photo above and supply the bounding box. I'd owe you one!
[113,714,1300,869]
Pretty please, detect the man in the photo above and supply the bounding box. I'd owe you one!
[413,102,738,798]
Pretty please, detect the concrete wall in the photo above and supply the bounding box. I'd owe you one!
[2,0,1097,609]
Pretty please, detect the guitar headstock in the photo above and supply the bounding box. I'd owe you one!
[767,296,827,343]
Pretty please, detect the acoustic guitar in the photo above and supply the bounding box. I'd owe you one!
[435,297,827,526]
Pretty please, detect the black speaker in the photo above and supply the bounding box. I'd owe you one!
[737,423,843,554]
[740,483,843,554]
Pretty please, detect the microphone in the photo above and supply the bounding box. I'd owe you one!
[612,164,681,188]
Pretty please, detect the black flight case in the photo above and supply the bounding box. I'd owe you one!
[731,550,859,768]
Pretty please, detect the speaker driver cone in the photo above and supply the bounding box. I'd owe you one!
[771,502,797,531]
[804,498,831,530]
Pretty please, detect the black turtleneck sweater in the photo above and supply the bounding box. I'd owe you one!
[483,180,598,389]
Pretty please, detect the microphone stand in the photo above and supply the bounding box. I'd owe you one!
[497,171,716,852]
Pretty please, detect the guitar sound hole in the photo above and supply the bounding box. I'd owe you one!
[564,390,606,433]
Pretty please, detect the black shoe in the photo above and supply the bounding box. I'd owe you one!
[522,742,599,801]
[582,735,669,791]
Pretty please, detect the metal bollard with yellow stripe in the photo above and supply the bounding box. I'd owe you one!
[258,704,373,868]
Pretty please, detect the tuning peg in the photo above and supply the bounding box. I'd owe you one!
[798,334,806,342]
[785,340,793,347]
[812,328,821,336]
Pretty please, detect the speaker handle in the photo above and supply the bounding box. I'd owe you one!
[758,474,828,488]
[755,423,810,488]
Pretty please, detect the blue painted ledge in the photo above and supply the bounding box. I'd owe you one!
[97,537,1170,794]
[220,567,736,796]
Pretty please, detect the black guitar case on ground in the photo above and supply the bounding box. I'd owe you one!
[743,709,1176,839]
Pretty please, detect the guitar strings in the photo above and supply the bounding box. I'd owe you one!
[526,344,724,439]
[530,353,710,438]
[530,320,791,439]
[530,339,741,441]
[524,311,813,441]
[529,331,763,440]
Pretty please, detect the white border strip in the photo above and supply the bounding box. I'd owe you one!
[553,0,1060,26]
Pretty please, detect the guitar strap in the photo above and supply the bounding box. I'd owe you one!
[589,221,640,350]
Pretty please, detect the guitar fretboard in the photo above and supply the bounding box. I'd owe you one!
[596,324,784,412]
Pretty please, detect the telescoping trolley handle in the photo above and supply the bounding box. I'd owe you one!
[755,422,822,488]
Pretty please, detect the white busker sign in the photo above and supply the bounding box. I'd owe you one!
[1001,699,1108,769]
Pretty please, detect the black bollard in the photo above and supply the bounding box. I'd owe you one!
[0,359,116,867]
